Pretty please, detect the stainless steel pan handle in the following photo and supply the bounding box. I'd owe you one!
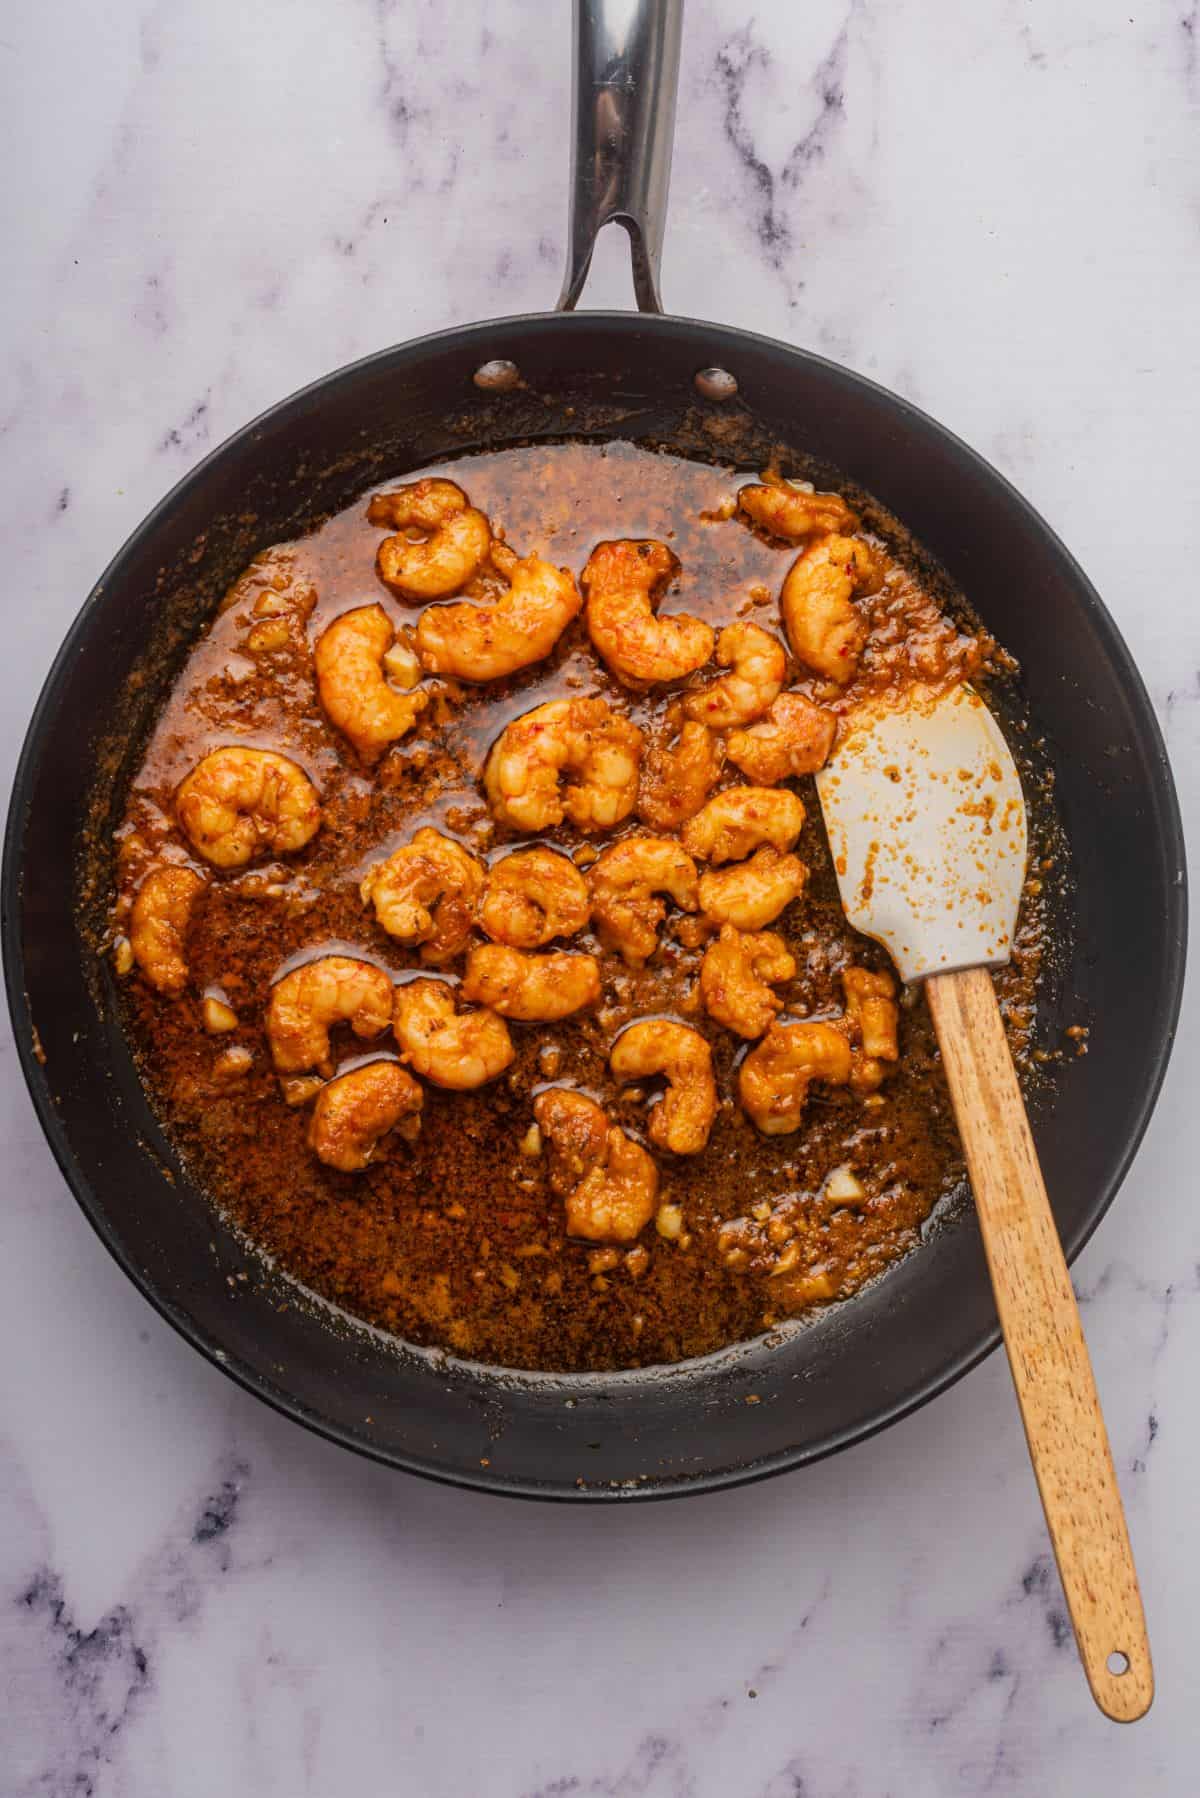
[557,0,684,315]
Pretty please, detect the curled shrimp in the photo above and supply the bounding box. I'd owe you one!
[176,747,321,869]
[587,836,699,966]
[315,603,428,761]
[781,534,884,683]
[738,1021,852,1135]
[699,925,796,1039]
[484,697,642,834]
[369,478,492,600]
[698,846,808,930]
[415,549,581,681]
[609,1019,717,1155]
[478,846,590,948]
[266,955,394,1075]
[637,715,723,831]
[583,539,714,686]
[726,691,837,783]
[683,622,785,728]
[461,944,600,1020]
[534,1088,659,1243]
[129,867,205,995]
[360,827,485,964]
[738,480,858,542]
[308,1061,423,1172]
[842,965,900,1092]
[391,977,514,1089]
[681,787,805,865]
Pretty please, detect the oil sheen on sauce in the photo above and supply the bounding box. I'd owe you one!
[112,441,1047,1373]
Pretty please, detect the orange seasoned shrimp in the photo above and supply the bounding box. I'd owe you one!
[698,846,808,930]
[681,787,805,865]
[610,1019,717,1155]
[683,621,785,728]
[478,846,590,948]
[583,539,714,685]
[842,965,901,1092]
[587,837,699,966]
[315,604,428,761]
[699,925,796,1038]
[738,479,858,542]
[129,867,205,995]
[461,944,600,1020]
[636,715,723,831]
[781,535,884,683]
[738,1021,852,1135]
[391,978,514,1089]
[369,477,491,600]
[415,551,581,681]
[726,691,838,783]
[484,697,642,833]
[535,1087,608,1186]
[307,1061,423,1172]
[534,1088,659,1243]
[176,747,320,869]
[360,827,485,964]
[266,955,394,1075]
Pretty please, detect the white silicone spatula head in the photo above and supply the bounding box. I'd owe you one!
[817,680,1153,1721]
[814,683,1027,983]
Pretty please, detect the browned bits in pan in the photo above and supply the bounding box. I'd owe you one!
[112,441,1044,1372]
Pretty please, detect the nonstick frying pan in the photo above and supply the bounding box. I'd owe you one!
[3,0,1186,1500]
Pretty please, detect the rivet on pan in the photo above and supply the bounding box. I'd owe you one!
[473,359,522,393]
[694,366,739,401]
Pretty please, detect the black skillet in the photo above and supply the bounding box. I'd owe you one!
[3,0,1185,1499]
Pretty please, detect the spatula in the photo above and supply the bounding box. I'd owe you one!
[816,682,1153,1722]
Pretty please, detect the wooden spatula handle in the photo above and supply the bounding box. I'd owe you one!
[926,966,1153,1723]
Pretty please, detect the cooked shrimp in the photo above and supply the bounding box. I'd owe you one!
[315,603,428,761]
[535,1088,609,1189]
[484,697,642,833]
[738,480,858,542]
[267,956,394,1075]
[698,846,808,930]
[369,477,491,600]
[636,715,723,831]
[681,787,805,865]
[842,966,899,1061]
[392,978,514,1089]
[726,691,838,783]
[781,534,884,683]
[415,552,581,681]
[129,867,205,995]
[699,925,796,1038]
[307,1061,423,1172]
[739,1021,853,1135]
[176,747,321,869]
[460,944,600,1020]
[534,1088,659,1243]
[360,827,485,964]
[683,621,785,728]
[478,846,590,948]
[842,965,900,1092]
[588,837,699,966]
[609,1019,717,1155]
[583,539,714,685]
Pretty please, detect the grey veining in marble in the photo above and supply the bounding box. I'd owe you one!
[2,2,1198,1793]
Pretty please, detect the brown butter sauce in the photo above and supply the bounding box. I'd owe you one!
[114,441,1042,1372]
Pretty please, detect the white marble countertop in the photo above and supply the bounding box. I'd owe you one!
[2,2,1197,1791]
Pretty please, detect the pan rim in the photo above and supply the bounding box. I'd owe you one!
[3,309,1188,1499]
